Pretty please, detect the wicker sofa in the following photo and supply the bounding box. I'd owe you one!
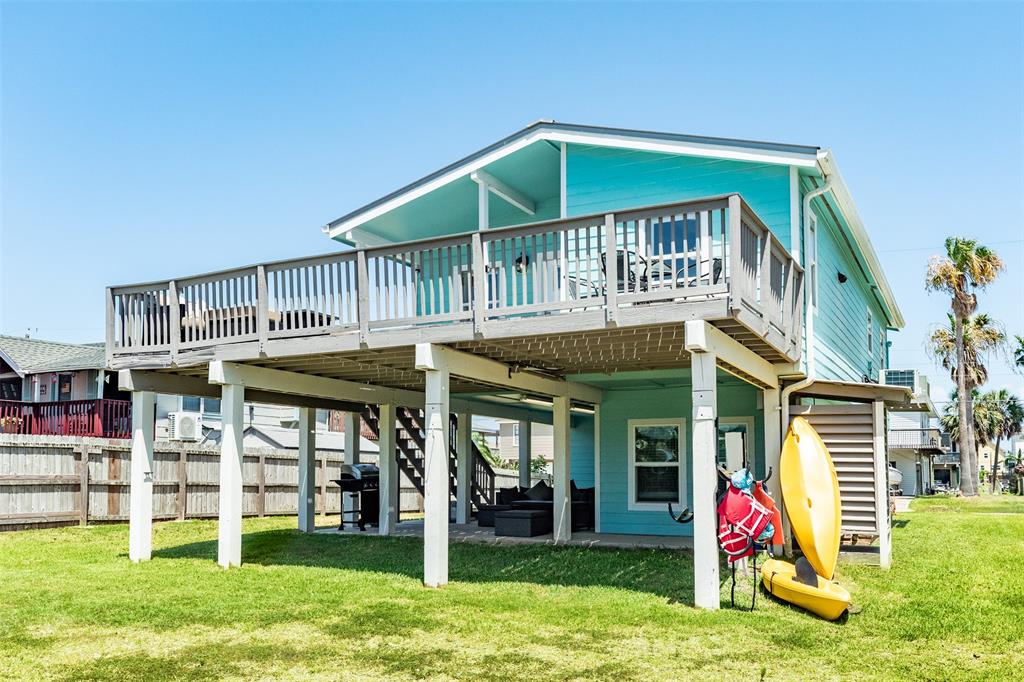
[478,480,595,531]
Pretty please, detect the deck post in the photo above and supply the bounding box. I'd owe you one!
[518,420,532,489]
[762,387,784,555]
[552,395,571,543]
[218,383,245,568]
[686,320,720,610]
[377,403,398,535]
[417,346,451,587]
[127,390,156,562]
[455,411,472,524]
[873,400,892,569]
[344,411,361,519]
[298,407,316,533]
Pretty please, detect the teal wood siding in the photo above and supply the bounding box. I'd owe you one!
[565,144,793,249]
[570,414,596,487]
[596,375,763,536]
[805,185,888,382]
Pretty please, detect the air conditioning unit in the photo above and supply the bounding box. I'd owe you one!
[168,411,203,441]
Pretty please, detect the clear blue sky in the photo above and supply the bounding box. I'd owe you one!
[2,1,1022,406]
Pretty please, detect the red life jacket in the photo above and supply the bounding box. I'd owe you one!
[752,481,784,548]
[716,485,772,563]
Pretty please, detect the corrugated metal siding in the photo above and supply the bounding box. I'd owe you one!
[791,404,882,535]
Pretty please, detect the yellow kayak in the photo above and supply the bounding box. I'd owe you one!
[781,417,842,580]
[761,558,850,621]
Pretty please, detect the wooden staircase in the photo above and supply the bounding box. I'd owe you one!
[362,405,496,510]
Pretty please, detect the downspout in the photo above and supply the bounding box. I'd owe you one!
[778,170,832,553]
[780,170,833,417]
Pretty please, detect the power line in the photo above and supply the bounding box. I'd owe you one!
[877,238,1024,254]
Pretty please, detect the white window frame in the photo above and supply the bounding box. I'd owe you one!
[511,423,519,446]
[807,213,819,310]
[718,416,755,469]
[627,417,687,512]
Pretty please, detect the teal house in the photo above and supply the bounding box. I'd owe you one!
[108,121,909,609]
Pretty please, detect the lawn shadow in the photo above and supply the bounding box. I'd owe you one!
[153,526,708,605]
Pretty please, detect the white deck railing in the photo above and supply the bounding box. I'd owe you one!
[107,194,802,362]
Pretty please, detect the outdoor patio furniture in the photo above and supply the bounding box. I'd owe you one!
[476,504,512,527]
[494,509,553,538]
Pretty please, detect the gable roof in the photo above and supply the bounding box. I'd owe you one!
[322,119,901,329]
[0,336,106,376]
[324,120,821,239]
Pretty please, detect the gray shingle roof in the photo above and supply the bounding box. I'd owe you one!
[0,335,106,375]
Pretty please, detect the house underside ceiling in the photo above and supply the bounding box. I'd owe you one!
[159,320,783,396]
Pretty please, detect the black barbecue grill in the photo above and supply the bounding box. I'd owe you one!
[332,463,380,531]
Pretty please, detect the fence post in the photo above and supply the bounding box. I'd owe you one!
[320,455,329,517]
[257,452,266,517]
[78,446,90,527]
[177,444,187,521]
[256,265,269,351]
[168,280,181,360]
[471,232,486,333]
[727,195,743,313]
[356,251,370,344]
[604,213,617,323]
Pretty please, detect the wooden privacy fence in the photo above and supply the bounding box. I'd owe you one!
[0,435,422,530]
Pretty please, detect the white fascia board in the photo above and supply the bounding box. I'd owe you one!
[326,130,548,239]
[543,130,820,169]
[0,348,25,377]
[326,127,819,241]
[686,321,779,389]
[816,150,905,329]
[209,361,425,408]
[415,344,602,404]
[337,227,395,248]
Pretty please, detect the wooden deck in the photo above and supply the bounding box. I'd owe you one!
[107,194,803,383]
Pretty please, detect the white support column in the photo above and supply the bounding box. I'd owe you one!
[422,364,451,587]
[298,407,316,533]
[552,396,572,543]
[128,390,156,562]
[873,400,892,569]
[593,403,602,533]
[378,403,398,535]
[690,350,720,610]
[762,387,783,555]
[518,420,532,489]
[344,411,361,519]
[218,383,244,568]
[455,412,472,525]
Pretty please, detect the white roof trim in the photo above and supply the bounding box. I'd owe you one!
[816,150,905,329]
[0,348,24,377]
[326,124,819,240]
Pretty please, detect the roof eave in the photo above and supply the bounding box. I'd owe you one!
[816,150,905,329]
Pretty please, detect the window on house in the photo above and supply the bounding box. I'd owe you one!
[628,419,686,510]
[807,213,819,309]
[867,310,874,378]
[181,396,221,414]
[718,417,755,471]
[511,423,519,446]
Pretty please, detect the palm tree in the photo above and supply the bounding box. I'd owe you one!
[1014,336,1024,370]
[983,389,1024,493]
[942,389,1002,489]
[928,313,1005,493]
[926,238,1004,496]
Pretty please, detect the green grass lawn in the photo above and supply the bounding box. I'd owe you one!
[2,496,1023,681]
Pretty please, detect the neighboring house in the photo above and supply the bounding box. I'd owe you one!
[0,335,129,437]
[496,419,553,469]
[881,369,945,495]
[108,121,911,609]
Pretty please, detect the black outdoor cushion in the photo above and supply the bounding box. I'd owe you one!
[525,480,553,501]
[497,486,527,505]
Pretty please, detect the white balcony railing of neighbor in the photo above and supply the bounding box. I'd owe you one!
[107,194,802,363]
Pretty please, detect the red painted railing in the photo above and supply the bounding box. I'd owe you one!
[0,399,132,439]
